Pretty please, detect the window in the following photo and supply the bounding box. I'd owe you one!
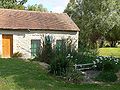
[56,40,62,49]
[56,39,66,51]
[31,40,41,57]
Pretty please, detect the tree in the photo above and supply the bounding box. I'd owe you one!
[0,0,27,9]
[105,25,120,47]
[64,0,120,48]
[27,4,48,12]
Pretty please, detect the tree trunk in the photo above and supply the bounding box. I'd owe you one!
[110,41,117,47]
[99,40,104,48]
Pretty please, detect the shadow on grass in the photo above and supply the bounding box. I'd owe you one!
[0,58,56,90]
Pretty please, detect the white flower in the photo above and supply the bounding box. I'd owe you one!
[66,54,71,58]
[93,61,96,64]
[116,59,119,63]
[99,57,103,60]
[109,58,112,61]
[68,54,70,56]
[71,56,73,58]
[66,56,69,58]
[94,65,97,67]
[96,59,100,63]
[81,72,85,75]
[105,58,107,60]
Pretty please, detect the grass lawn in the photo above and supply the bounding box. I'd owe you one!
[0,58,120,90]
[98,48,120,57]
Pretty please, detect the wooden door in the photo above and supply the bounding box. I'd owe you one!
[2,34,13,58]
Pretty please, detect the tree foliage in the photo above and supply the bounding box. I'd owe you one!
[27,4,48,12]
[0,0,48,12]
[64,0,120,48]
[105,25,120,47]
[0,0,27,9]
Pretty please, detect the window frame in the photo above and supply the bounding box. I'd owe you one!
[31,39,41,57]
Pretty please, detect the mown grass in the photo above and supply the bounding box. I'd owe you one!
[0,58,120,90]
[98,48,120,57]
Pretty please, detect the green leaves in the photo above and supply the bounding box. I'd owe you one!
[0,0,27,9]
[27,4,48,12]
[64,0,120,48]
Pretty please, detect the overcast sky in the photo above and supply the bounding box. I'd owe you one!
[25,0,69,13]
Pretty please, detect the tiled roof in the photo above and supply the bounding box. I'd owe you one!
[0,9,80,31]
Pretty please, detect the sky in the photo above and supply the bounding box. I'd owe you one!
[25,0,70,13]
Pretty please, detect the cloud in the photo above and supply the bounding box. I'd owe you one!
[37,0,69,12]
[52,6,65,13]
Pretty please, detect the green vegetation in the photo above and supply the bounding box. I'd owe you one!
[98,48,120,57]
[0,58,120,90]
[0,0,120,89]
[0,0,48,12]
[64,0,120,48]
[94,56,120,82]
[27,4,48,12]
[95,71,118,82]
[0,0,27,9]
[94,56,120,71]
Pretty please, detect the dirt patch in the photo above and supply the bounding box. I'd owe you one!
[82,70,101,83]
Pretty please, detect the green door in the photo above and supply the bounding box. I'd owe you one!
[31,40,41,57]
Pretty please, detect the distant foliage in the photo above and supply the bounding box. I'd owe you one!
[27,4,48,12]
[64,0,120,48]
[0,0,27,9]
[105,25,120,47]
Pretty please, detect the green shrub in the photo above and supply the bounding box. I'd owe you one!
[41,35,54,64]
[41,42,53,64]
[103,61,116,72]
[34,35,54,64]
[49,38,75,76]
[95,56,119,82]
[49,54,70,76]
[73,49,97,64]
[12,52,22,58]
[95,71,118,82]
[94,56,120,72]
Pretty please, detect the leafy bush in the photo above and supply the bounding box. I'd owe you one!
[95,71,118,82]
[49,38,75,76]
[93,56,120,72]
[94,56,120,82]
[49,54,70,76]
[103,61,116,72]
[41,41,53,64]
[72,49,97,64]
[34,35,54,64]
[12,52,22,58]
